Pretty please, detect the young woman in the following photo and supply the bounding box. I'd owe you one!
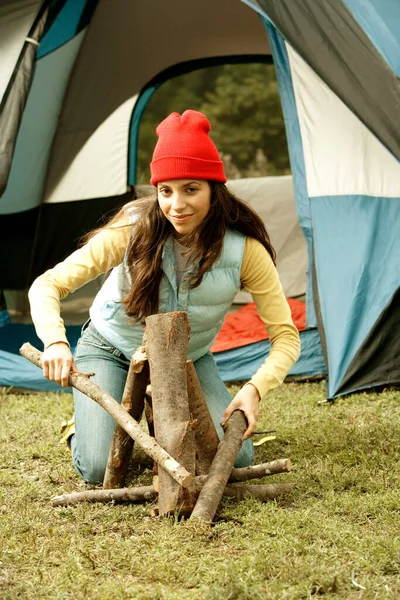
[29,110,300,484]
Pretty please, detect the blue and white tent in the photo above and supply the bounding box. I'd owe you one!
[1,0,399,398]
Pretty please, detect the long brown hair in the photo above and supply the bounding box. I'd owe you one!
[121,182,276,322]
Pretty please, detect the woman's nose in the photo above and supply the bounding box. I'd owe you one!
[171,192,186,210]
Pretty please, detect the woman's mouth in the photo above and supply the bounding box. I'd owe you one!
[170,214,193,222]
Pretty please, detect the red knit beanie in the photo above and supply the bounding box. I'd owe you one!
[150,110,227,185]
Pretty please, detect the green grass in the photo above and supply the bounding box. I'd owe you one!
[1,382,399,599]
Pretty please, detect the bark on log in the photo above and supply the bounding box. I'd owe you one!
[103,359,149,489]
[190,410,247,523]
[144,394,155,439]
[50,482,293,507]
[186,360,219,475]
[20,343,193,488]
[51,486,157,506]
[145,312,196,516]
[144,394,157,475]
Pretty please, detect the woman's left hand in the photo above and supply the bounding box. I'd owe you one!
[221,383,260,440]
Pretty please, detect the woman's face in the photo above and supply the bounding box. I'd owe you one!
[157,179,211,239]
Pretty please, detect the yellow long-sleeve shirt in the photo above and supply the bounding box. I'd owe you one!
[28,221,300,399]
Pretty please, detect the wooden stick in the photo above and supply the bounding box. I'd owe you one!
[19,343,193,488]
[189,410,247,523]
[50,482,293,507]
[145,312,196,516]
[51,486,157,506]
[222,483,294,500]
[103,359,149,489]
[186,360,219,475]
[193,459,292,487]
[228,459,292,482]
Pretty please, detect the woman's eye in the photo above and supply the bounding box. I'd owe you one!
[187,187,198,193]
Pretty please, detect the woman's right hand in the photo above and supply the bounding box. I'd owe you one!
[42,342,77,388]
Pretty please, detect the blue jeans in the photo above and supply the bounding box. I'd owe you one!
[71,321,253,483]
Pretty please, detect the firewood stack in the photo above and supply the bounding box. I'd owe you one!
[20,311,293,524]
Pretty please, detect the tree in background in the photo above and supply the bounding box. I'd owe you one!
[136,67,221,183]
[136,62,290,183]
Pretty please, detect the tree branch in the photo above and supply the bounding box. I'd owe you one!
[103,359,149,489]
[190,410,247,523]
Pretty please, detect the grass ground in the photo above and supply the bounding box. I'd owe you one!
[0,382,399,599]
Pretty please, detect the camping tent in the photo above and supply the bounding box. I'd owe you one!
[1,0,399,398]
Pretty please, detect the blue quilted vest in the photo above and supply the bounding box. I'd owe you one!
[90,229,246,361]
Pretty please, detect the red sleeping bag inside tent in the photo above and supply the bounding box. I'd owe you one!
[211,298,306,353]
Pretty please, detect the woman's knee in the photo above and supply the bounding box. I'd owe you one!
[71,438,108,484]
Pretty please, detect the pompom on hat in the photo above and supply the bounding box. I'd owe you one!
[150,110,227,185]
